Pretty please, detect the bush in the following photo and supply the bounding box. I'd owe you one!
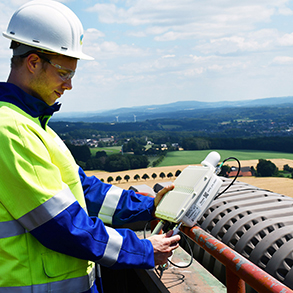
[256,159,278,177]
[284,164,293,172]
[218,165,230,177]
[105,154,130,172]
[142,173,150,180]
[167,172,173,179]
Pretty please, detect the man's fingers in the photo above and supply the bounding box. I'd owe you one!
[154,184,174,207]
[165,233,181,244]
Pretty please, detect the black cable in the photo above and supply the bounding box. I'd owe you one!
[144,221,194,279]
[167,231,193,268]
[150,157,241,278]
[214,156,241,200]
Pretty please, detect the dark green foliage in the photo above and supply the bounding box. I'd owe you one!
[96,150,107,158]
[181,137,210,150]
[86,158,106,170]
[65,142,91,162]
[167,172,173,178]
[105,154,130,172]
[256,159,278,177]
[284,164,293,172]
[218,165,230,177]
[123,138,145,155]
[127,155,149,170]
[142,173,149,180]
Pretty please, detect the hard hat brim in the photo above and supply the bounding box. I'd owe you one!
[3,32,94,60]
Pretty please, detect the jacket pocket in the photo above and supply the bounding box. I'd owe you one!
[42,251,88,278]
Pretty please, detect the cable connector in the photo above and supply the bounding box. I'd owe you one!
[215,166,221,175]
[172,222,182,235]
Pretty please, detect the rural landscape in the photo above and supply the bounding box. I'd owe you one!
[49,97,293,199]
[85,151,293,198]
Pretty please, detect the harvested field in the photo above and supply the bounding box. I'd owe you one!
[85,159,293,199]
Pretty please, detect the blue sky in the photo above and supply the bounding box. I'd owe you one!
[1,0,293,113]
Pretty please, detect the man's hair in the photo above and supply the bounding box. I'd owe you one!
[10,53,50,70]
[10,41,56,69]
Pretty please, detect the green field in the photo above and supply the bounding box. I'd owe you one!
[89,147,293,168]
[90,146,121,156]
[156,150,293,167]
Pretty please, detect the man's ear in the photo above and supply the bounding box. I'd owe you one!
[26,53,42,74]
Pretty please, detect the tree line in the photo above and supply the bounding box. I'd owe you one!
[181,136,293,153]
[66,142,149,172]
[103,170,182,185]
[65,135,293,173]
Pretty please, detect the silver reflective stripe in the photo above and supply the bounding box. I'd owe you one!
[98,226,123,267]
[0,219,26,239]
[98,185,122,225]
[0,266,95,292]
[18,187,76,231]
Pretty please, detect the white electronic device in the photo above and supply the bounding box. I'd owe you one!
[155,151,222,227]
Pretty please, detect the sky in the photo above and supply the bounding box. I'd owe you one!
[1,0,293,113]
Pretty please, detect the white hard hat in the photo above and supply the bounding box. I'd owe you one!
[3,0,94,60]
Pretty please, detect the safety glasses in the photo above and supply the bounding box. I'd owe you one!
[39,56,75,81]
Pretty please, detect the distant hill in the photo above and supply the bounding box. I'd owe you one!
[51,96,293,123]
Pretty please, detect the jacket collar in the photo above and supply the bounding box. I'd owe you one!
[0,82,61,118]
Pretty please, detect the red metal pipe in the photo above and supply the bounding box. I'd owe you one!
[182,225,293,293]
[226,267,246,293]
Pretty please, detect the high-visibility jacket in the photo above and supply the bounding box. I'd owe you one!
[0,83,155,292]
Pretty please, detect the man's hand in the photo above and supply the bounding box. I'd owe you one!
[147,230,180,266]
[154,184,174,209]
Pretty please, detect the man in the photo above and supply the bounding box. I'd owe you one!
[0,1,180,292]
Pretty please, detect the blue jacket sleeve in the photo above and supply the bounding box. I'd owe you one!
[31,201,155,270]
[79,167,155,226]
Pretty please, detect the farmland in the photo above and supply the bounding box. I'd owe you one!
[85,149,293,198]
[157,149,293,167]
[89,147,293,168]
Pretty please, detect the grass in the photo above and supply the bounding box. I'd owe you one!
[90,146,121,156]
[89,147,293,169]
[156,149,293,167]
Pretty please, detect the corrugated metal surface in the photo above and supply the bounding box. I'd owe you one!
[182,177,293,291]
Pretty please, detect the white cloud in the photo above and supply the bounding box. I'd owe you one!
[1,0,293,112]
[195,29,293,55]
[162,54,175,58]
[278,33,293,46]
[272,56,293,64]
[85,28,105,39]
[84,38,149,60]
[86,0,289,42]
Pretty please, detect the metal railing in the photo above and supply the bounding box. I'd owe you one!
[181,225,293,293]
